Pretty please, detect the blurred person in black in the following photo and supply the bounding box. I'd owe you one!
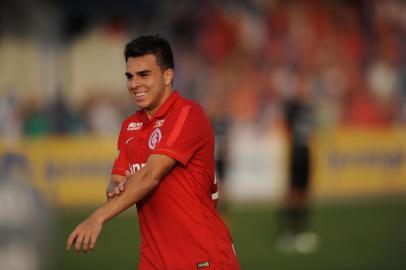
[211,110,232,217]
[276,72,318,254]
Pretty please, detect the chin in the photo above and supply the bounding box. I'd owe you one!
[134,100,149,109]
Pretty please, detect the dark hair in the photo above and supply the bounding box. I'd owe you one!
[124,34,174,71]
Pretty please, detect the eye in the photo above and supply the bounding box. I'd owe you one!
[125,73,133,80]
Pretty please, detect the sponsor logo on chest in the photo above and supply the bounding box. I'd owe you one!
[127,122,143,131]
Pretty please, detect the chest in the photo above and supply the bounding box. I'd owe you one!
[124,118,166,163]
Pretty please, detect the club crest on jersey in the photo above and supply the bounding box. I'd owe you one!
[148,128,162,149]
[127,122,143,131]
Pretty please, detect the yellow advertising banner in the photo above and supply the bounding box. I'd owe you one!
[1,129,405,207]
[0,137,117,207]
[312,128,406,198]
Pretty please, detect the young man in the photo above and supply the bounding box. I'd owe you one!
[67,35,240,270]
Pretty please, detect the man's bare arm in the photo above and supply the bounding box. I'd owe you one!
[66,154,176,252]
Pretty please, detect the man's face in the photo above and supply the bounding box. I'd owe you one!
[125,54,173,116]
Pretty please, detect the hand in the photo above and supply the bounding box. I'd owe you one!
[67,215,103,253]
[106,171,131,201]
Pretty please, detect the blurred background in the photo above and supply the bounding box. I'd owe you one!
[1,0,406,269]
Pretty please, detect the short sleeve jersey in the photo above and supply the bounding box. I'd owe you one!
[112,91,240,270]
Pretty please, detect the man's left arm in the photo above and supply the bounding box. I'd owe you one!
[66,154,176,253]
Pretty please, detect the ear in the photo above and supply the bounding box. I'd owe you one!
[163,69,174,85]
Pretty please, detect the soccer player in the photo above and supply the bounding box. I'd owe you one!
[66,35,240,270]
[276,76,318,254]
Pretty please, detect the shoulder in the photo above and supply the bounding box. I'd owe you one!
[176,97,208,120]
[173,97,213,133]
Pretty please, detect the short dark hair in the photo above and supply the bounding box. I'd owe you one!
[124,34,174,71]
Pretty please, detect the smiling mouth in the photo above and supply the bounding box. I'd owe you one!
[132,91,147,98]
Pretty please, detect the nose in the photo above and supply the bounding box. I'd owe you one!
[128,78,139,90]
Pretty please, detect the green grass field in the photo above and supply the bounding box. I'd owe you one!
[52,196,406,270]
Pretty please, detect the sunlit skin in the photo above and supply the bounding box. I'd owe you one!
[125,54,174,119]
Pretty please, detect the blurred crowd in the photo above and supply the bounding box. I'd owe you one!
[1,0,405,140]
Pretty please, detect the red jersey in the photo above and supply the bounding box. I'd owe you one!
[112,91,240,270]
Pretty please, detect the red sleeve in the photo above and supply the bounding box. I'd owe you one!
[111,121,129,176]
[152,105,207,166]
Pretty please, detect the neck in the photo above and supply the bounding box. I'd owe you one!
[146,87,173,119]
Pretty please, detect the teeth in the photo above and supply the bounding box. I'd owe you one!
[134,91,146,97]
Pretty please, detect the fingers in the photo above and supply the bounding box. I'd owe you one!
[110,180,126,198]
[119,180,126,191]
[114,185,121,195]
[107,187,123,201]
[82,235,91,253]
[89,232,100,251]
[119,170,130,192]
[106,181,115,201]
[106,174,129,201]
[75,233,85,252]
[67,216,103,254]
[67,231,77,250]
[66,230,85,252]
[67,232,97,253]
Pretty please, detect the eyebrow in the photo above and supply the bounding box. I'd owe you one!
[125,70,151,78]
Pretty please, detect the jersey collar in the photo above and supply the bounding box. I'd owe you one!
[145,90,180,120]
